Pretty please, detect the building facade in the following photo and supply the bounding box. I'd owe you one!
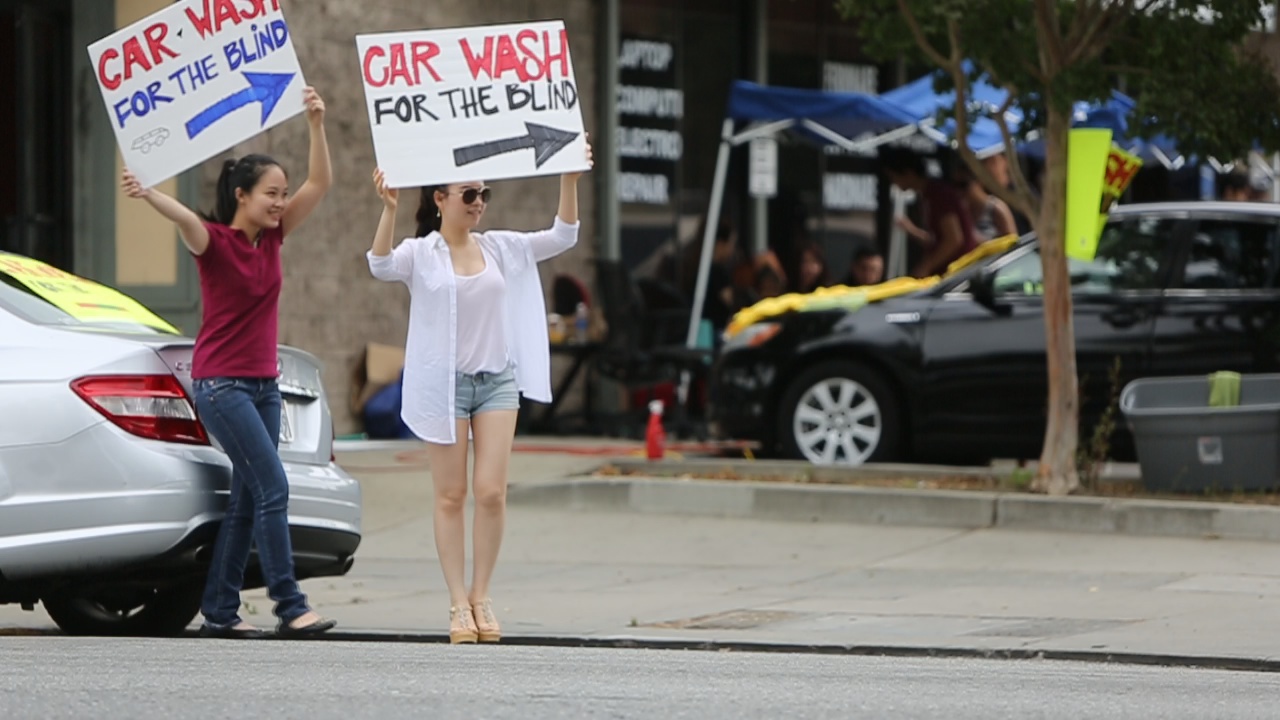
[2,0,910,434]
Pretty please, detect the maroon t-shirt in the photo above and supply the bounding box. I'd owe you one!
[923,179,979,266]
[191,222,283,380]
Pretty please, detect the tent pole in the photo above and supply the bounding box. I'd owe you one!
[675,118,734,423]
[686,118,735,349]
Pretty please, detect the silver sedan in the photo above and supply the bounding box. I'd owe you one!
[0,256,362,636]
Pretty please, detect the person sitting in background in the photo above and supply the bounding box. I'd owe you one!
[1221,171,1252,201]
[881,147,979,278]
[679,220,743,334]
[752,250,787,299]
[793,243,830,294]
[844,246,885,287]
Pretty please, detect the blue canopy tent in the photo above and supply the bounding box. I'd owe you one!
[879,66,1022,157]
[876,66,1191,169]
[684,80,923,350]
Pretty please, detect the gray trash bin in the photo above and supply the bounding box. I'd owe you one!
[1119,374,1280,492]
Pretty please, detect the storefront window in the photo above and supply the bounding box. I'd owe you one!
[619,0,740,299]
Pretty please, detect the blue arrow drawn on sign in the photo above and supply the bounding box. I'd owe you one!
[185,71,296,140]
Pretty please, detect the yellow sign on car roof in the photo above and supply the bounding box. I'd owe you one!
[0,252,180,334]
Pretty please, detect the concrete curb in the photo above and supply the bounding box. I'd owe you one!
[601,457,1144,482]
[176,629,1280,673]
[507,476,1280,543]
[9,627,1275,672]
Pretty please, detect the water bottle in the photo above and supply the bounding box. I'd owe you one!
[573,302,589,343]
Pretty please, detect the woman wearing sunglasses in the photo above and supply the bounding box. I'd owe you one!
[366,140,592,643]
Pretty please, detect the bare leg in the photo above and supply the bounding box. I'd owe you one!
[425,419,472,609]
[468,409,518,608]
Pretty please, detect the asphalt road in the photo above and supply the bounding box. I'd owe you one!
[2,638,1277,719]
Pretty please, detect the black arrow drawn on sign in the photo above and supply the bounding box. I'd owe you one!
[452,122,579,168]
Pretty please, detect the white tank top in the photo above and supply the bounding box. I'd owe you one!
[454,246,510,374]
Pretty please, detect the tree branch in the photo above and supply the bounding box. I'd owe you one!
[1019,58,1048,85]
[1100,64,1151,76]
[945,21,1038,222]
[967,55,1039,215]
[893,0,953,70]
[1034,0,1066,74]
[1064,0,1107,52]
[1065,0,1133,67]
[991,94,1041,220]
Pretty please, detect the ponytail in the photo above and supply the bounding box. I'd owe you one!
[200,154,286,226]
[414,186,445,237]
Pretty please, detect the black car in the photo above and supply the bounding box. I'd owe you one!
[711,201,1280,465]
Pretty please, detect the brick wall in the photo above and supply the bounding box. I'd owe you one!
[198,0,600,434]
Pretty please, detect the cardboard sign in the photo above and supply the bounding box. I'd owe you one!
[87,0,307,188]
[1097,145,1144,239]
[356,20,590,188]
[0,253,180,334]
[1101,146,1143,213]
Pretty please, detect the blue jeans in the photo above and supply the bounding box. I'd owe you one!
[192,377,310,627]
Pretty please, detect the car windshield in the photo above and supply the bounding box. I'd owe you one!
[0,275,175,335]
[987,217,1173,295]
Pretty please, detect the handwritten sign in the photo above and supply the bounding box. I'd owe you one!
[0,253,180,334]
[87,0,307,188]
[356,20,590,188]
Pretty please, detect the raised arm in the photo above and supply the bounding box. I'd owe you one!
[281,87,333,236]
[367,168,412,283]
[526,138,593,261]
[122,168,210,256]
[557,135,592,224]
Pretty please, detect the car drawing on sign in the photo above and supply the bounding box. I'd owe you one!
[0,252,362,636]
[130,127,171,154]
[710,202,1280,466]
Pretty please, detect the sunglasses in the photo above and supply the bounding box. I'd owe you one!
[449,187,492,205]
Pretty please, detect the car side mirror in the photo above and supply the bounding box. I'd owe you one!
[970,268,1012,317]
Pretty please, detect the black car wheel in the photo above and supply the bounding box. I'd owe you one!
[778,360,902,465]
[42,581,203,637]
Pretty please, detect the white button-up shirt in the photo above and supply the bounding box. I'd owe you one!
[367,216,579,444]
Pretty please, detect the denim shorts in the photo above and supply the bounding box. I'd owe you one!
[455,365,520,418]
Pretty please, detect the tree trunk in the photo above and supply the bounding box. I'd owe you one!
[1030,107,1081,496]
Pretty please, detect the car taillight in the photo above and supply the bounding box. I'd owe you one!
[71,375,210,445]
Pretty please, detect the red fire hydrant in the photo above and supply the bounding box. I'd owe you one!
[645,399,666,461]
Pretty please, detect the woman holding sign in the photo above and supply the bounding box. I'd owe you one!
[121,87,336,641]
[367,140,592,644]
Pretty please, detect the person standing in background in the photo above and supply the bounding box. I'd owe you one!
[881,148,979,278]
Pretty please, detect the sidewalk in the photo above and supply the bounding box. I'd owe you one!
[4,442,1280,669]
